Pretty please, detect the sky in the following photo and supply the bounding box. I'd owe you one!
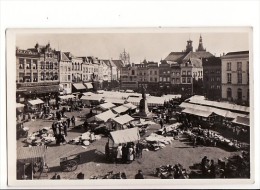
[16,32,249,63]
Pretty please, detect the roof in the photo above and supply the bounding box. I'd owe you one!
[17,146,47,163]
[183,51,214,61]
[202,57,221,66]
[84,82,93,89]
[28,98,44,105]
[112,60,124,68]
[112,114,134,125]
[181,107,212,118]
[110,127,140,144]
[232,116,250,127]
[113,105,129,114]
[123,103,137,110]
[61,52,70,61]
[164,52,187,63]
[99,102,116,110]
[104,98,126,105]
[95,110,117,122]
[73,83,86,90]
[18,85,59,94]
[225,51,249,56]
[162,94,182,100]
[183,58,202,68]
[127,97,142,106]
[80,95,103,101]
[82,92,94,96]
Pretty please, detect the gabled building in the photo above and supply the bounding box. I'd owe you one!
[221,51,249,105]
[58,51,72,94]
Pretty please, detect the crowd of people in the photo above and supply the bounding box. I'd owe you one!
[154,164,189,179]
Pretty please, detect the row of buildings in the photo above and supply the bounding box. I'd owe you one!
[16,36,250,106]
[120,36,249,106]
[16,43,126,101]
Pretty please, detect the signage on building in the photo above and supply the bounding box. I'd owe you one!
[17,82,59,88]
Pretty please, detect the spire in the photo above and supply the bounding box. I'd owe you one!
[196,34,206,52]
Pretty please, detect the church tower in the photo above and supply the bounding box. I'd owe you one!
[119,49,130,66]
[196,34,206,52]
[186,39,193,52]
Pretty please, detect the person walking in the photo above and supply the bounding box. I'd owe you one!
[63,121,68,137]
[122,144,128,163]
[71,116,75,128]
[67,117,70,128]
[127,145,134,163]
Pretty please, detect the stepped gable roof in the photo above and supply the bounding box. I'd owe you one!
[164,52,187,63]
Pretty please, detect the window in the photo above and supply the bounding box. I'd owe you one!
[182,71,186,75]
[155,78,157,82]
[150,77,153,82]
[159,77,162,82]
[163,77,166,82]
[216,70,221,74]
[54,62,58,69]
[45,72,49,80]
[227,62,231,71]
[150,71,152,75]
[163,71,166,74]
[187,71,191,76]
[227,88,232,98]
[167,71,170,74]
[227,73,232,83]
[167,77,170,82]
[204,70,208,74]
[237,88,242,100]
[50,62,53,69]
[187,77,191,83]
[19,73,24,82]
[182,78,186,83]
[237,73,242,84]
[40,72,44,81]
[19,59,24,69]
[154,71,157,75]
[176,78,180,84]
[176,72,180,76]
[216,77,221,82]
[210,77,215,82]
[211,85,215,89]
[216,85,221,89]
[132,70,135,75]
[237,62,242,71]
[172,72,175,76]
[46,62,49,69]
[172,78,175,84]
[26,59,31,69]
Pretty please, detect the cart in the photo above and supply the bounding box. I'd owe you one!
[60,154,81,172]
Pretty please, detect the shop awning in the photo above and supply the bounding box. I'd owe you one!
[232,116,250,127]
[28,98,44,106]
[112,114,134,125]
[127,97,141,106]
[95,110,117,122]
[123,103,137,110]
[16,103,25,108]
[17,146,47,163]
[99,102,116,110]
[84,83,93,89]
[18,85,59,95]
[110,127,140,144]
[113,105,129,114]
[73,83,86,90]
[182,108,212,118]
[147,96,165,106]
[104,98,126,105]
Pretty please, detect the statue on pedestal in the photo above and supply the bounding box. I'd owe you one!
[138,85,150,117]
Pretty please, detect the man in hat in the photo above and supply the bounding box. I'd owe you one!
[135,170,144,179]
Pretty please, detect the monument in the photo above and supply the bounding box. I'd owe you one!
[138,85,151,118]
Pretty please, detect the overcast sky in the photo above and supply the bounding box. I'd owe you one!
[16,32,249,63]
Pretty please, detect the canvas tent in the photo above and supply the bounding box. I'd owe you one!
[99,102,116,110]
[123,102,137,110]
[110,127,140,144]
[17,146,47,164]
[59,95,75,100]
[113,105,129,114]
[112,114,134,125]
[28,98,44,106]
[94,110,117,122]
[181,108,212,118]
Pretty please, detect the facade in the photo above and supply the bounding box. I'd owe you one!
[136,62,149,90]
[58,51,72,94]
[112,60,124,81]
[147,61,159,94]
[159,60,171,94]
[16,43,60,102]
[202,57,222,101]
[221,51,249,105]
[170,63,181,94]
[120,64,138,90]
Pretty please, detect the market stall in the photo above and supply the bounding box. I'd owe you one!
[17,146,47,180]
[99,102,116,111]
[28,98,44,112]
[112,105,129,115]
[111,114,135,130]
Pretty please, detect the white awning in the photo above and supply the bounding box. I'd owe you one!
[113,105,129,114]
[82,92,94,96]
[59,95,75,100]
[80,95,103,101]
[73,83,86,90]
[112,114,134,125]
[84,83,93,89]
[28,98,44,106]
[104,98,126,105]
[123,103,137,110]
[110,127,140,144]
[126,97,141,106]
[95,110,117,122]
[99,102,116,110]
[16,103,25,108]
[182,108,212,118]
